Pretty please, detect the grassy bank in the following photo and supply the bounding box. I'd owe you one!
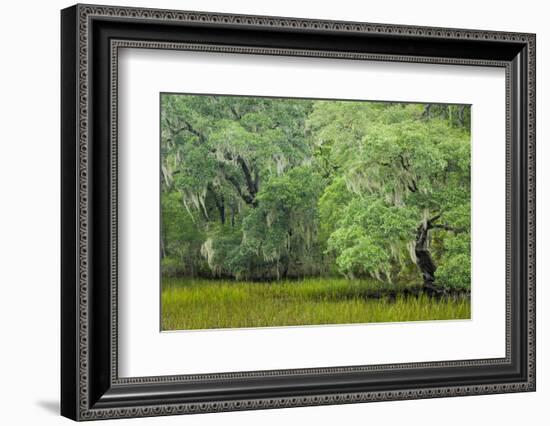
[161,277,470,331]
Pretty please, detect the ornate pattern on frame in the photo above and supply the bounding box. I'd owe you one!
[73,4,535,420]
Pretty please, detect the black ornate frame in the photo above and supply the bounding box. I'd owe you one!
[61,3,536,421]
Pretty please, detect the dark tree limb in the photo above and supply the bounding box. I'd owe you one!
[431,223,466,233]
[393,154,418,193]
[415,222,441,296]
[207,183,225,225]
[415,213,446,296]
[427,213,442,225]
[236,155,259,205]
[221,167,258,207]
[165,112,260,208]
[164,116,204,141]
[407,180,418,193]
[398,154,410,171]
[229,105,241,120]
[422,103,433,118]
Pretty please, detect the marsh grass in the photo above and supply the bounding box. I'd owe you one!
[161,277,470,331]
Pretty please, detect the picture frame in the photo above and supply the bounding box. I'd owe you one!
[61,3,536,421]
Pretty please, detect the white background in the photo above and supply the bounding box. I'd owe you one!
[0,0,547,425]
[119,49,506,377]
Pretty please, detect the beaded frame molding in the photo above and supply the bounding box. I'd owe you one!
[61,4,536,421]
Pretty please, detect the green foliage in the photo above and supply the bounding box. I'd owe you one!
[327,197,418,280]
[435,233,471,289]
[242,166,324,276]
[318,176,353,242]
[161,256,188,278]
[161,191,205,276]
[200,224,244,277]
[309,102,471,285]
[160,94,471,291]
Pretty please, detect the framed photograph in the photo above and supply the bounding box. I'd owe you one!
[61,4,536,421]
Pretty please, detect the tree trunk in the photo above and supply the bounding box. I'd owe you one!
[415,222,442,296]
[236,156,259,207]
[422,103,432,118]
[280,254,290,280]
[216,194,225,225]
[207,183,225,225]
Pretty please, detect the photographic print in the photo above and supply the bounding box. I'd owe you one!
[160,94,471,331]
[61,6,535,418]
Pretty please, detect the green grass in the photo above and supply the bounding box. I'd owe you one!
[161,277,470,331]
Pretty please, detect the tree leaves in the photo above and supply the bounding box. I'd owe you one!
[309,102,471,286]
[161,95,471,288]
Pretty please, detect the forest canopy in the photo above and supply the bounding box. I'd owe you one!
[160,94,471,293]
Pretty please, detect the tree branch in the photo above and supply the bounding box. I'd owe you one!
[431,223,466,233]
[220,164,258,207]
[236,155,259,200]
[426,213,442,229]
[398,154,410,171]
[165,116,203,141]
[407,180,418,193]
[397,154,419,193]
[207,183,225,225]
[229,105,242,120]
[422,103,432,118]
